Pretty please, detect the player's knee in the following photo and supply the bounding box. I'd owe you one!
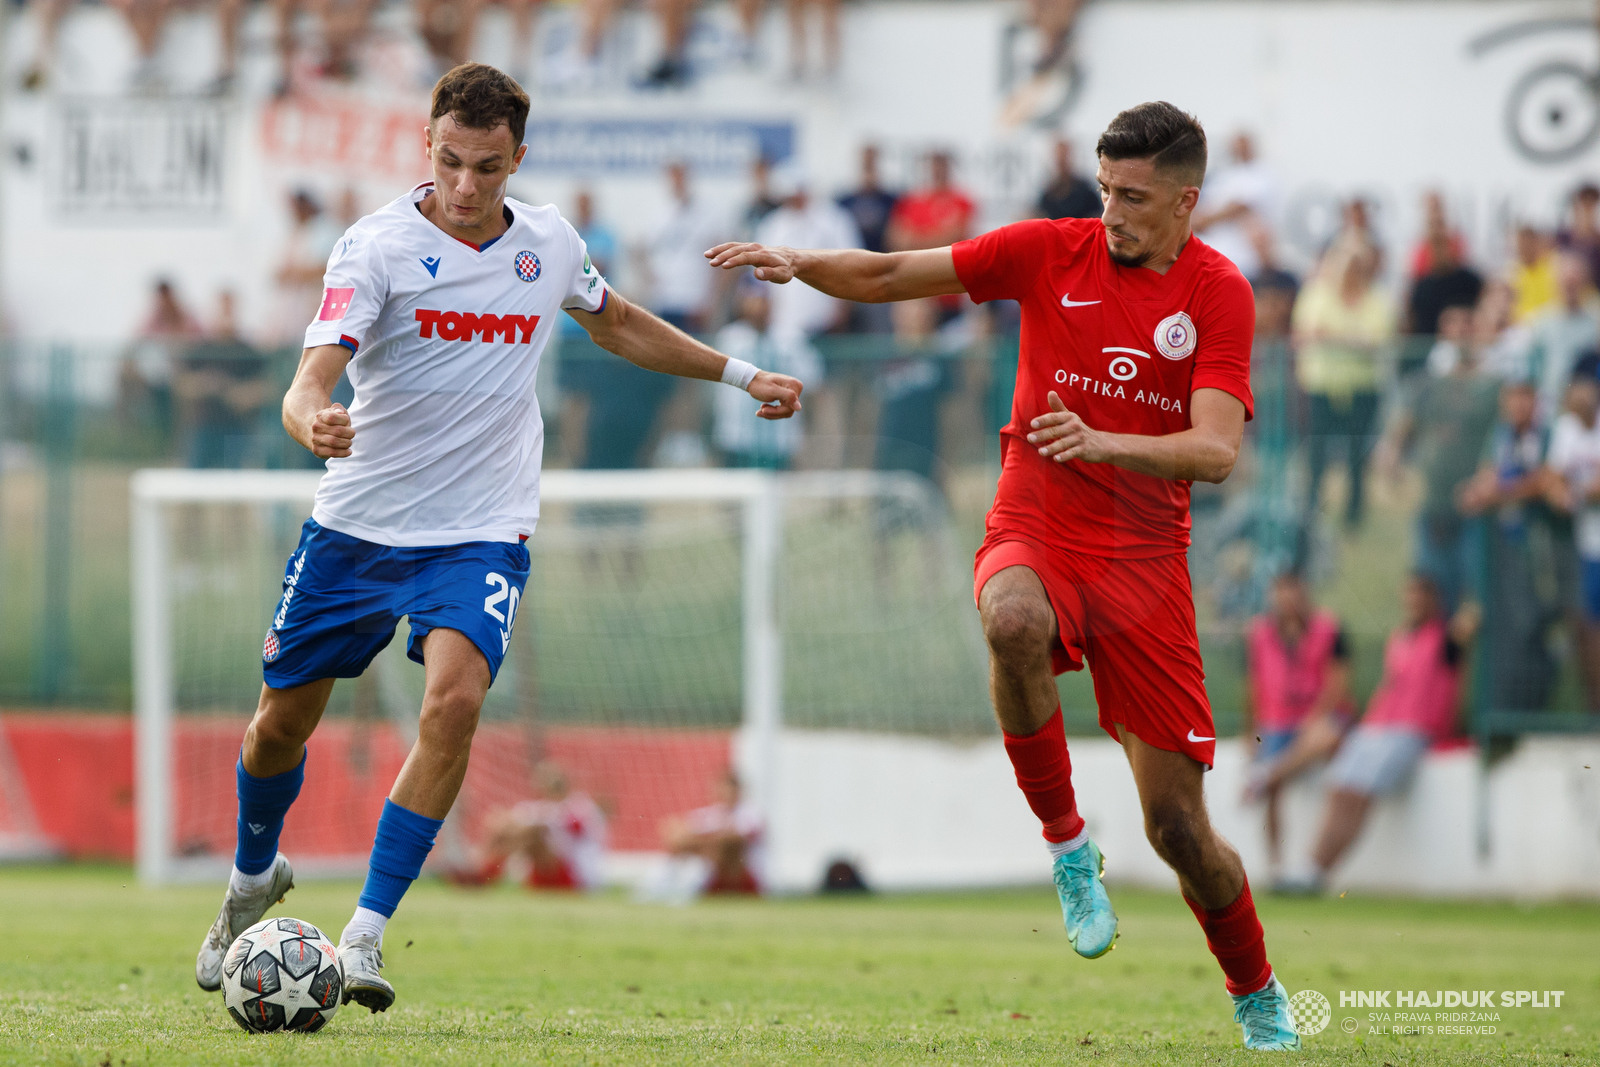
[981,596,1053,664]
[1145,803,1203,868]
[244,710,314,759]
[417,685,484,752]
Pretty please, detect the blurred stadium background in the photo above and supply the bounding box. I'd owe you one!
[2,0,1600,898]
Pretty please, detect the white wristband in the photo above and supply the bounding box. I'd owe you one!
[720,357,759,391]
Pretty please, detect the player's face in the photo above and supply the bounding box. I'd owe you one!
[1095,156,1198,269]
[425,114,527,231]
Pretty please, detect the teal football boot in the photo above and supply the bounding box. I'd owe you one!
[1232,975,1302,1051]
[1052,838,1119,958]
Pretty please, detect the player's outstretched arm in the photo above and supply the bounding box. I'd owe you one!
[571,292,803,419]
[704,243,966,304]
[283,344,356,458]
[1026,387,1246,484]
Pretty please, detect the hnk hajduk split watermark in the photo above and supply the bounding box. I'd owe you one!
[1286,989,1566,1038]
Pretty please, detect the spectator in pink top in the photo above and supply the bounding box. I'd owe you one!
[1284,574,1480,894]
[1239,571,1354,883]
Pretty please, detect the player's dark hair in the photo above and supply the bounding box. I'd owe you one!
[1096,102,1208,187]
[431,63,530,148]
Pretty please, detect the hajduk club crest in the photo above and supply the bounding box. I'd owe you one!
[1154,312,1197,360]
[514,251,541,283]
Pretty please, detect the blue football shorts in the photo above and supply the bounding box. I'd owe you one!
[261,518,530,689]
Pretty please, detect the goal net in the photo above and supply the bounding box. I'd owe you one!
[133,468,1012,891]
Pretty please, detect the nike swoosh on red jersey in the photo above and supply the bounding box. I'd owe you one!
[1187,729,1216,743]
[1060,293,1101,308]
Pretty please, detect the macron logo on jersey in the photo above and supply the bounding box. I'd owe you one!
[415,309,540,343]
[420,256,441,278]
[317,288,354,321]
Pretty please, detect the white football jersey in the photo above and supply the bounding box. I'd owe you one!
[303,182,609,547]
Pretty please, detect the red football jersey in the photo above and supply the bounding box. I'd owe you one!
[953,217,1255,558]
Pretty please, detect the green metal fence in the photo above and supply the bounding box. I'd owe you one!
[1,335,1593,740]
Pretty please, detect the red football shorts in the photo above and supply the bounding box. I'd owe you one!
[974,535,1217,768]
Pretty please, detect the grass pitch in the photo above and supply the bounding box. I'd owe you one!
[2,866,1596,1065]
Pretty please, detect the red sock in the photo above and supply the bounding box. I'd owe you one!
[1184,877,1272,996]
[1001,708,1085,843]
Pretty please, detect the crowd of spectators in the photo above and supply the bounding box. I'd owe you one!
[17,0,854,94]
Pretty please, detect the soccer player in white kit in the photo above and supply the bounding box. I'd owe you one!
[195,64,804,1015]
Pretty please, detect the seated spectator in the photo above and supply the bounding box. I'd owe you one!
[1377,317,1499,610]
[837,145,899,335]
[1406,224,1484,340]
[1508,224,1559,324]
[1283,575,1478,894]
[1036,137,1100,221]
[838,145,898,254]
[887,150,975,252]
[419,0,544,82]
[273,0,380,92]
[270,188,343,347]
[998,0,1085,126]
[22,0,245,94]
[1557,182,1600,291]
[1472,279,1532,382]
[889,150,974,327]
[120,277,201,429]
[1408,189,1468,281]
[639,0,699,87]
[173,291,270,468]
[1457,378,1556,711]
[446,763,608,891]
[754,165,862,338]
[785,0,841,79]
[1193,131,1277,280]
[740,156,784,239]
[1239,571,1355,884]
[1292,242,1393,529]
[1528,253,1600,420]
[1324,197,1384,276]
[638,771,766,903]
[1545,370,1600,709]
[712,280,822,469]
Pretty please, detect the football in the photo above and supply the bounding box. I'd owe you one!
[221,917,342,1033]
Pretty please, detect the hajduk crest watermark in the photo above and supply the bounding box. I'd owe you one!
[1291,988,1564,1040]
[1288,989,1331,1036]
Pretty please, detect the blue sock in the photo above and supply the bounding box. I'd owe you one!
[356,798,444,918]
[234,751,306,875]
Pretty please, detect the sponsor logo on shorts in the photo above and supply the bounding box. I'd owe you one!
[1186,729,1215,743]
[1154,312,1197,359]
[514,250,541,283]
[415,309,540,343]
[271,551,307,631]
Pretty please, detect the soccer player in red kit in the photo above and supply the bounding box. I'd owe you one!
[707,103,1300,1050]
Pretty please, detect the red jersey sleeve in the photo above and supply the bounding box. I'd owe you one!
[951,219,1055,304]
[1189,267,1256,421]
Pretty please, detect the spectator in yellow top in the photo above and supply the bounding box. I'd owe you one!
[1292,242,1395,529]
[1509,224,1560,325]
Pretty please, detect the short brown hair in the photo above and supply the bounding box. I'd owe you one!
[1096,102,1207,187]
[431,63,530,148]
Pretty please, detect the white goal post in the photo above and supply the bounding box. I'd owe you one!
[132,467,1005,888]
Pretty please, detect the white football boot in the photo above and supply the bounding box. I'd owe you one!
[195,852,295,991]
[339,934,396,1013]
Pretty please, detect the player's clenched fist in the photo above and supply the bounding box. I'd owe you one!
[310,402,356,458]
[749,371,804,420]
[1027,391,1114,464]
[705,242,800,284]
